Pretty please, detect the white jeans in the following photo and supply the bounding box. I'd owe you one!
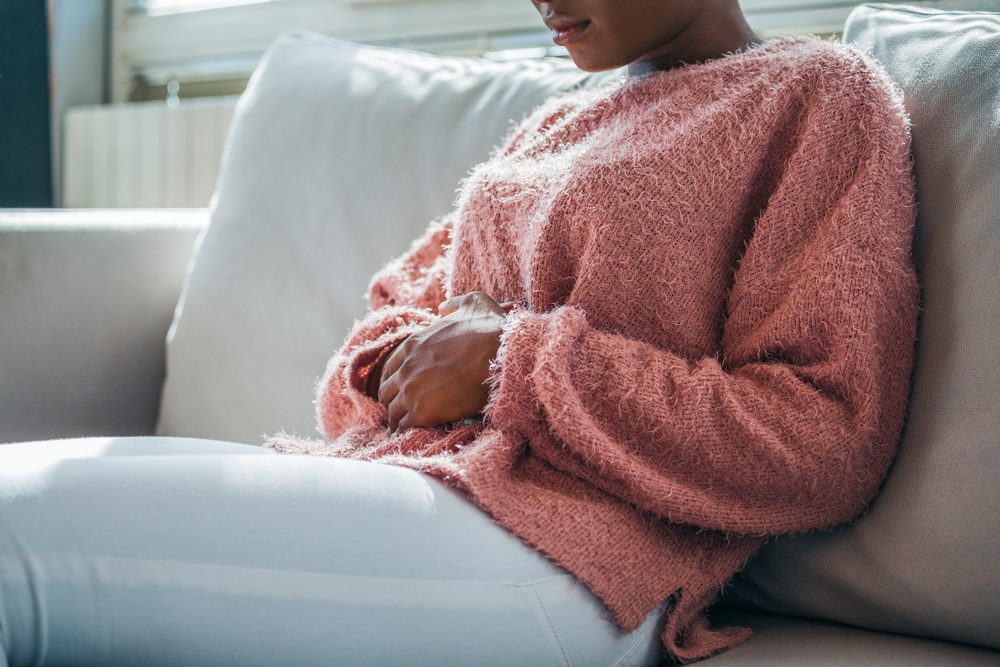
[0,437,667,667]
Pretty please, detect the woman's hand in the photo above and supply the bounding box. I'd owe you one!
[376,292,511,433]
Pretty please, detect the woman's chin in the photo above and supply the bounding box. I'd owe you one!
[567,53,621,73]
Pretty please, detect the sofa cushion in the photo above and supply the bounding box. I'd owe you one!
[156,32,618,443]
[724,4,1000,651]
[703,607,1000,665]
[0,210,205,443]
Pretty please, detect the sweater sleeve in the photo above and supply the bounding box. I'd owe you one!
[316,214,453,439]
[484,72,921,537]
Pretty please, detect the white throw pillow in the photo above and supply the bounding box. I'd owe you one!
[157,31,618,443]
[725,4,1000,652]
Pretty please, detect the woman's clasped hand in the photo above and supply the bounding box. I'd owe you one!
[373,291,517,433]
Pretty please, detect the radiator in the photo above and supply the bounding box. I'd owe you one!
[62,96,237,208]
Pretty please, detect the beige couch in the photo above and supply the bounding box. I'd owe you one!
[2,4,997,663]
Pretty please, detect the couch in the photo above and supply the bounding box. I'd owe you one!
[2,3,997,664]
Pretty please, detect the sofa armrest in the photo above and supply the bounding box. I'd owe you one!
[0,209,206,443]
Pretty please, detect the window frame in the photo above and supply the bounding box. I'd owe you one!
[110,0,992,102]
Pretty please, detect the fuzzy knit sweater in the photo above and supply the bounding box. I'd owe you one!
[268,36,920,663]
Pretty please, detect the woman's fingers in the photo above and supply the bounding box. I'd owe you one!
[467,291,506,316]
[379,340,412,430]
[380,341,409,388]
[384,388,414,433]
[395,410,417,433]
[438,292,507,318]
[387,398,407,433]
[388,395,431,433]
[381,292,507,434]
[377,373,398,410]
[437,296,461,316]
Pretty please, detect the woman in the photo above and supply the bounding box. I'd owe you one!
[0,1,919,665]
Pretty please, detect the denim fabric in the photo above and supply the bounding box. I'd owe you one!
[0,437,667,666]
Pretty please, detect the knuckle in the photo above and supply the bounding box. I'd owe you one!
[378,380,395,405]
[407,400,428,427]
[390,362,411,386]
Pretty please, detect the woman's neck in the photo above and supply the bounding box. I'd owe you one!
[626,6,765,77]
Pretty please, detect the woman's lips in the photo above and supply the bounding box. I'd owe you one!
[551,21,590,47]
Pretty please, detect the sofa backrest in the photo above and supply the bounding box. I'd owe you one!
[725,4,1000,651]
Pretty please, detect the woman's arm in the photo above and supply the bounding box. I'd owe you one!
[485,83,921,538]
[313,95,571,440]
[315,214,454,439]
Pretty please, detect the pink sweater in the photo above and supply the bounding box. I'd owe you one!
[268,36,920,662]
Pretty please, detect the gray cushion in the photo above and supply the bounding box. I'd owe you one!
[724,4,1000,651]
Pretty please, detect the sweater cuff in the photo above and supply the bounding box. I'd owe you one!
[347,325,422,398]
[316,306,435,438]
[483,306,587,438]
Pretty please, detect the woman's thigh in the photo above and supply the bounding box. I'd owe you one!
[0,437,665,667]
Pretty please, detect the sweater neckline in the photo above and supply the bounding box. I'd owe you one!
[534,36,823,150]
[605,35,820,97]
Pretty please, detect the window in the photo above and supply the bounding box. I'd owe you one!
[112,0,987,102]
[113,0,552,101]
[132,0,279,16]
